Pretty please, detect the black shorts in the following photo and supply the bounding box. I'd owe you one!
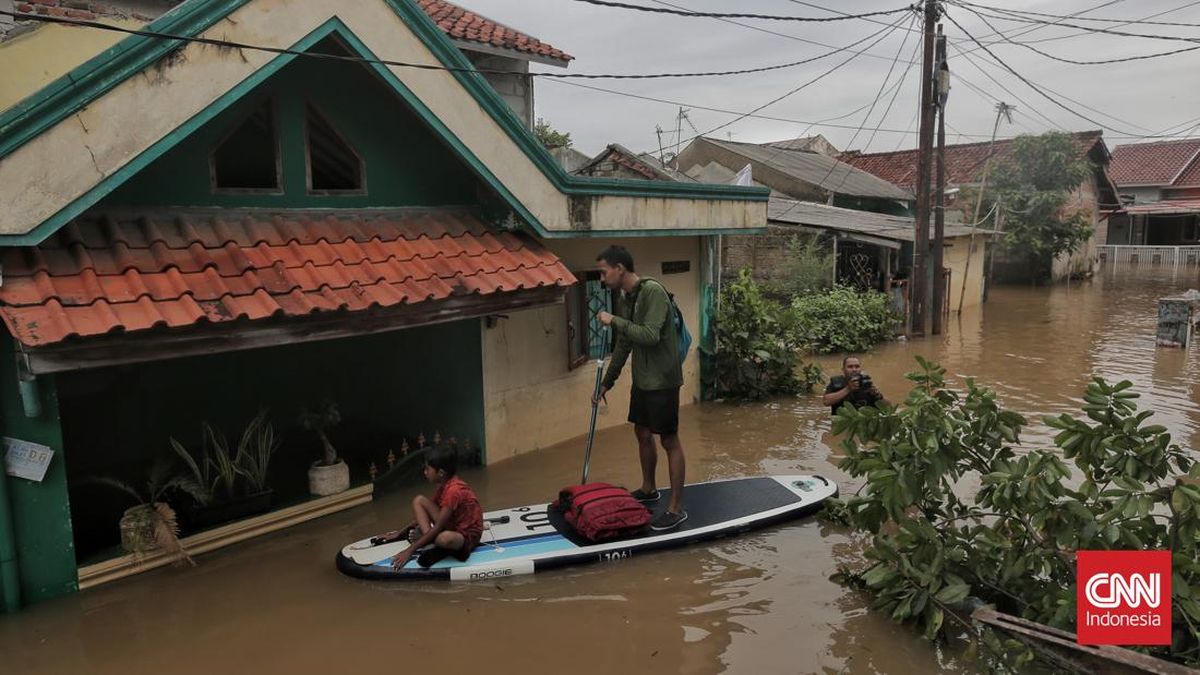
[628,386,680,436]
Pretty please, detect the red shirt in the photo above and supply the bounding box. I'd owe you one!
[434,476,483,543]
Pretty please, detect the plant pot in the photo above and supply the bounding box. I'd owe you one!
[184,489,274,530]
[119,504,159,554]
[308,459,349,496]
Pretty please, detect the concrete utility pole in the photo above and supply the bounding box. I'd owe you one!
[931,24,949,335]
[910,0,940,337]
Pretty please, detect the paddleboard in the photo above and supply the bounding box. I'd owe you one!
[336,474,837,582]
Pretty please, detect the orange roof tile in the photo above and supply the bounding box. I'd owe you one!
[418,0,573,63]
[0,208,575,347]
[1109,139,1200,187]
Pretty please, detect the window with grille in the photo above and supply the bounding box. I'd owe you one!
[565,271,612,369]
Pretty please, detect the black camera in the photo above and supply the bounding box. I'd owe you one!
[855,374,874,390]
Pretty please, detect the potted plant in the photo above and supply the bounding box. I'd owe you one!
[171,411,280,529]
[87,460,204,564]
[300,400,349,496]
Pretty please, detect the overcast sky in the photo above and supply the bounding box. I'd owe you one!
[457,0,1200,158]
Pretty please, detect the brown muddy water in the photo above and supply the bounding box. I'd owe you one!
[3,269,1199,675]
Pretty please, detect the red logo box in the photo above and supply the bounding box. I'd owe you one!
[1077,550,1172,646]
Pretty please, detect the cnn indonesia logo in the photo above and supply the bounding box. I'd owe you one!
[1077,550,1172,646]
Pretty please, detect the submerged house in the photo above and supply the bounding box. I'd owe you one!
[0,0,766,608]
[1105,139,1200,253]
[842,131,1120,283]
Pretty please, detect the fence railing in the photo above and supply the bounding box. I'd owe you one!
[1097,245,1200,267]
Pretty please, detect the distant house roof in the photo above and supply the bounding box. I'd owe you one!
[759,135,839,157]
[1108,139,1200,187]
[418,1,574,63]
[768,199,987,243]
[696,137,911,201]
[1123,198,1200,215]
[842,130,1109,190]
[576,144,697,182]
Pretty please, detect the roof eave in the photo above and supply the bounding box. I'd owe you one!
[452,39,571,68]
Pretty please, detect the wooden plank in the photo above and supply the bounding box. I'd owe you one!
[972,607,1195,675]
[28,287,565,374]
[77,484,374,590]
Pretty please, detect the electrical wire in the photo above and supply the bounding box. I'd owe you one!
[943,9,1149,136]
[957,1,1200,28]
[0,9,917,81]
[564,0,916,22]
[950,2,1200,65]
[950,2,1200,45]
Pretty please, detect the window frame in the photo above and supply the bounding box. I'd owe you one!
[304,102,367,196]
[209,98,284,195]
[565,271,612,370]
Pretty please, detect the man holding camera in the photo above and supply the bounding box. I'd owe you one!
[823,356,885,415]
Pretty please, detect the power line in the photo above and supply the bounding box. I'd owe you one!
[545,78,993,138]
[678,14,913,146]
[949,2,1200,45]
[1012,0,1200,46]
[644,0,924,66]
[957,1,1200,27]
[942,9,1149,136]
[820,13,919,192]
[564,0,916,22]
[953,0,1128,59]
[0,9,916,81]
[947,40,1068,131]
[951,2,1200,65]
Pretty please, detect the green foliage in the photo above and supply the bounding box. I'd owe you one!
[791,286,900,354]
[534,117,572,149]
[170,410,281,499]
[709,269,823,400]
[828,357,1200,669]
[769,235,835,299]
[989,132,1095,278]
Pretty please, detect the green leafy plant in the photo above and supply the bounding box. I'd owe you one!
[237,410,280,494]
[708,269,823,400]
[988,131,1095,282]
[769,235,835,299]
[791,286,899,354]
[86,460,207,563]
[300,400,342,467]
[534,117,572,149]
[826,357,1200,670]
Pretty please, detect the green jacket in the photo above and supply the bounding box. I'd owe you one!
[602,278,684,392]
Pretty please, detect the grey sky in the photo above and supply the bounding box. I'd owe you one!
[459,0,1200,158]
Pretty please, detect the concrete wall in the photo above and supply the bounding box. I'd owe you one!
[481,236,701,463]
[721,224,819,287]
[463,51,533,129]
[943,233,987,312]
[1123,186,1162,204]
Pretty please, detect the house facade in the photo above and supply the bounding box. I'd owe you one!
[1105,139,1200,251]
[0,0,766,609]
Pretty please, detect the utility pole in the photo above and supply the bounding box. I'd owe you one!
[958,101,1013,313]
[931,23,949,335]
[910,0,940,337]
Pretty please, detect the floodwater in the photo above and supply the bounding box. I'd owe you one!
[3,268,1199,675]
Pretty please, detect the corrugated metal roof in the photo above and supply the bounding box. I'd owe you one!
[768,199,987,242]
[0,208,574,347]
[702,138,910,201]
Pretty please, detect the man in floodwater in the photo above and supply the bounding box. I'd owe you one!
[593,245,688,532]
[822,356,886,415]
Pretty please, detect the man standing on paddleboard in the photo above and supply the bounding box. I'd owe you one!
[593,245,688,531]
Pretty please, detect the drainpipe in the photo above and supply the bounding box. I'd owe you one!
[0,467,19,612]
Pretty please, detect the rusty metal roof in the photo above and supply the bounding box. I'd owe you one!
[0,208,574,347]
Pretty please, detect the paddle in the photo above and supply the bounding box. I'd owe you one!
[580,327,609,485]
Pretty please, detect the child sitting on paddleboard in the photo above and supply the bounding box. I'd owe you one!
[385,446,484,569]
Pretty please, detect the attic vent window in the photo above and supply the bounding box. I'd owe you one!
[211,100,280,192]
[306,104,365,193]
